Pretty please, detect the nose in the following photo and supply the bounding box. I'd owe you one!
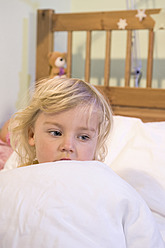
[59,136,74,153]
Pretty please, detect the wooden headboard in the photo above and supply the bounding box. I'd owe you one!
[36,9,165,122]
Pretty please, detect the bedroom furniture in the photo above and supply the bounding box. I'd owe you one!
[36,8,165,122]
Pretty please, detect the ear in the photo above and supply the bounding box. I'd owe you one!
[47,52,53,59]
[64,53,67,60]
[28,127,35,146]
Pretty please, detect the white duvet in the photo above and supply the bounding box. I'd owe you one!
[0,161,164,248]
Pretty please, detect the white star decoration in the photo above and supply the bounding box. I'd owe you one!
[135,9,147,22]
[117,19,128,30]
[151,9,165,30]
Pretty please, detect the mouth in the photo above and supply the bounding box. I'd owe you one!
[60,158,71,161]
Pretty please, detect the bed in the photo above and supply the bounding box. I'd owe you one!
[0,8,165,247]
[36,8,165,122]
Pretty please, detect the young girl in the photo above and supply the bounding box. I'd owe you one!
[5,77,164,247]
[9,77,113,166]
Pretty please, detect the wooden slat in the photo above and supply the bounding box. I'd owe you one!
[112,106,165,122]
[147,30,154,87]
[67,31,72,78]
[85,31,92,82]
[96,86,165,122]
[36,9,54,80]
[104,30,111,86]
[52,9,160,31]
[125,30,132,86]
[96,86,165,109]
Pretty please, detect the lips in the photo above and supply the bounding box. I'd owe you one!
[60,158,71,161]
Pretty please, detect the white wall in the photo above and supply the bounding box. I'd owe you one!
[0,0,71,127]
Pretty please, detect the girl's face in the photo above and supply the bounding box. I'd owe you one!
[28,106,99,163]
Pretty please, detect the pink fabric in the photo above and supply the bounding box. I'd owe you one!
[0,139,13,170]
[6,132,10,145]
[59,67,65,76]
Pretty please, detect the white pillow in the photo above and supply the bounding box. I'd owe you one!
[105,115,165,166]
[105,116,165,240]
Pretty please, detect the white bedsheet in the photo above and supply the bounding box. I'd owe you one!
[0,161,164,248]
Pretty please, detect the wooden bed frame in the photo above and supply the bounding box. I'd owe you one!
[36,8,165,122]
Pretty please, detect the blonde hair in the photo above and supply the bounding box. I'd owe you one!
[9,77,113,165]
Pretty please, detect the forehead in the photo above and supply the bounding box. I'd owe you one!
[35,104,101,127]
[75,104,99,115]
[75,105,101,124]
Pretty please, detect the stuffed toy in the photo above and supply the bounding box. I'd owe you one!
[48,51,67,78]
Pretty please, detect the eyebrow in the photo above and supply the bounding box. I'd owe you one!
[43,121,62,128]
[78,127,96,133]
[43,121,97,133]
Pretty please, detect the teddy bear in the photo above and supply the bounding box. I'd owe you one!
[48,51,67,78]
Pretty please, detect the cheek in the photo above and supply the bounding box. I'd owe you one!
[91,137,98,159]
[35,143,46,162]
[83,140,98,160]
[83,148,96,160]
[35,140,47,154]
[35,141,56,162]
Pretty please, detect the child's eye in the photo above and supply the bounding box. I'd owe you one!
[49,130,62,137]
[78,135,90,141]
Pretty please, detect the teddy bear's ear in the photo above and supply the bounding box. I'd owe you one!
[64,53,67,60]
[48,52,53,59]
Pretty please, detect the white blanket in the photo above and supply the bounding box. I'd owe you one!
[0,161,164,248]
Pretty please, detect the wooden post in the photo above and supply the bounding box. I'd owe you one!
[36,9,54,80]
[125,30,132,87]
[104,30,111,86]
[67,31,72,78]
[85,31,91,82]
[147,30,154,88]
